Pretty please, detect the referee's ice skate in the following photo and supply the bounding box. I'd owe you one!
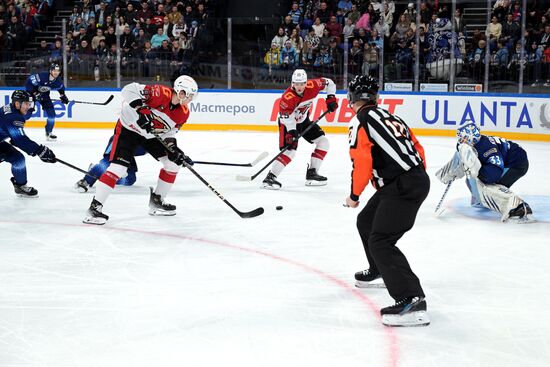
[354,269,385,288]
[381,296,430,327]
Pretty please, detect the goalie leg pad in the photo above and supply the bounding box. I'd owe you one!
[467,177,525,221]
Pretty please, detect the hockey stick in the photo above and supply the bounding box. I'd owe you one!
[151,133,264,218]
[236,110,331,182]
[193,151,268,167]
[55,158,100,180]
[434,179,454,217]
[52,95,114,106]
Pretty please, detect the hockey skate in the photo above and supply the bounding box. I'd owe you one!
[149,187,176,216]
[10,177,38,198]
[305,165,327,186]
[355,269,385,288]
[75,164,96,193]
[46,133,57,141]
[381,296,430,327]
[505,203,536,224]
[75,179,91,193]
[262,172,282,190]
[83,199,109,225]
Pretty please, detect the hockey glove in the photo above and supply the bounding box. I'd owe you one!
[59,94,69,104]
[136,106,154,132]
[36,145,56,163]
[167,146,193,166]
[285,129,298,150]
[325,95,338,112]
[32,91,41,102]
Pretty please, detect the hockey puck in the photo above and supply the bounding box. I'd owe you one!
[276,206,283,211]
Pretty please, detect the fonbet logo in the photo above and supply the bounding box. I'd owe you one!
[269,97,404,123]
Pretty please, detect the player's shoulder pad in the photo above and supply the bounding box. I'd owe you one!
[314,78,328,88]
[280,90,298,111]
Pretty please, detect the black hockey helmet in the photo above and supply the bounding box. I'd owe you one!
[11,90,33,104]
[50,62,61,72]
[347,75,379,106]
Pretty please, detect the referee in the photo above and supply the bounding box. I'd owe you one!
[345,75,430,327]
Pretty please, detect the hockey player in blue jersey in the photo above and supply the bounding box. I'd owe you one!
[74,135,146,193]
[25,63,70,141]
[0,90,57,197]
[436,123,533,222]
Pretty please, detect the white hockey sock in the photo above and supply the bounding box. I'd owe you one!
[310,136,329,171]
[154,169,178,199]
[271,150,296,177]
[93,164,127,204]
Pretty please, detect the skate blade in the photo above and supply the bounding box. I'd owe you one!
[382,311,430,327]
[148,208,176,216]
[74,185,89,193]
[46,136,57,142]
[82,216,107,225]
[75,187,96,194]
[305,180,327,186]
[261,183,281,190]
[355,280,386,288]
[508,214,537,224]
[15,193,39,198]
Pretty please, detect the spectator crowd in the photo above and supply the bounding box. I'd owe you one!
[0,0,52,56]
[263,0,550,86]
[28,0,216,81]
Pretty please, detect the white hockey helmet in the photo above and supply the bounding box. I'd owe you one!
[291,69,307,83]
[173,75,198,102]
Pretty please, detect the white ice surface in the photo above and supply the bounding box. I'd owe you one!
[1,128,549,367]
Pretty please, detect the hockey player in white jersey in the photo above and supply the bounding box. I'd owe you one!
[83,76,198,225]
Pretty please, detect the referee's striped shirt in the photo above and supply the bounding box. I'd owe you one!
[348,106,426,200]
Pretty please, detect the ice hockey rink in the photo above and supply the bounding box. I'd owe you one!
[0,128,549,367]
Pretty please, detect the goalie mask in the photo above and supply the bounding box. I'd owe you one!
[457,123,481,145]
[173,75,198,103]
[347,75,379,106]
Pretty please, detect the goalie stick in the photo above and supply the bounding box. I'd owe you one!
[193,151,268,167]
[236,110,331,182]
[52,95,114,106]
[434,179,454,217]
[151,133,264,218]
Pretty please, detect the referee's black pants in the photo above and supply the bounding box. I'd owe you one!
[356,165,430,301]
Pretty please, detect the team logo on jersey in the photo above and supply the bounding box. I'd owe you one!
[151,116,170,133]
[38,86,52,92]
[483,148,497,157]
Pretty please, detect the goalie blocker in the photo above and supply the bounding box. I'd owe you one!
[436,123,534,223]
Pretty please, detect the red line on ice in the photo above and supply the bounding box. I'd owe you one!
[0,220,400,367]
